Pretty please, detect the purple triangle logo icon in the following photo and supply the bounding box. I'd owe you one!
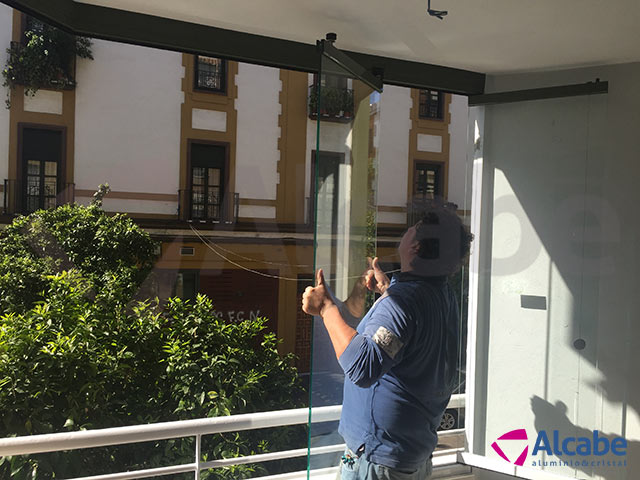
[491,429,529,466]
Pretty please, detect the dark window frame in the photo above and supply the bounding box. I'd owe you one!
[194,55,227,94]
[412,160,444,200]
[17,123,67,214]
[309,150,348,229]
[186,139,230,222]
[418,89,445,120]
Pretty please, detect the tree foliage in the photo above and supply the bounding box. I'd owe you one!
[0,203,304,479]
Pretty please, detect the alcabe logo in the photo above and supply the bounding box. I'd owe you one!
[491,429,628,468]
[491,428,529,466]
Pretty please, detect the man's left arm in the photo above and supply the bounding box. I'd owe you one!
[302,270,412,386]
[302,269,356,358]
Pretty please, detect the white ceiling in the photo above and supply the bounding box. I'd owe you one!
[78,0,640,74]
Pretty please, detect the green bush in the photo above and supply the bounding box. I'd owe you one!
[0,204,304,479]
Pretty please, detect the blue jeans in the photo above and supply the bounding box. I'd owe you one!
[337,448,433,480]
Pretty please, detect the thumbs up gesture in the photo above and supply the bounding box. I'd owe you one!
[364,257,390,295]
[302,269,335,316]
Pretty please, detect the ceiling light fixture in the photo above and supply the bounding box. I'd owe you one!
[427,0,448,20]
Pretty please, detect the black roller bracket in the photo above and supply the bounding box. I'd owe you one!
[427,0,448,20]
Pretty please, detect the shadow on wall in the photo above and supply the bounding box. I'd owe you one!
[531,396,635,479]
[480,78,640,479]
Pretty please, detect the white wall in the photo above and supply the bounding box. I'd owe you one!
[0,4,12,187]
[471,63,640,480]
[377,85,412,209]
[74,39,182,214]
[75,196,178,215]
[448,93,470,210]
[235,62,280,217]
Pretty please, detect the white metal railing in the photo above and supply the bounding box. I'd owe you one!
[0,395,465,480]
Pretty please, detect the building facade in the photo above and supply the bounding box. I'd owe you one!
[0,6,469,370]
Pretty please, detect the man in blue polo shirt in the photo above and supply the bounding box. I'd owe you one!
[302,203,472,479]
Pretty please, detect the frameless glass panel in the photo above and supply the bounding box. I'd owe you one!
[467,93,623,478]
[308,51,380,473]
[2,15,313,480]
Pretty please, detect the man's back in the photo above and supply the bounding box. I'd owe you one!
[338,273,460,470]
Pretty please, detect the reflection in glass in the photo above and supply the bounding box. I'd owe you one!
[308,53,380,473]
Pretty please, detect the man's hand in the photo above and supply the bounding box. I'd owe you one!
[364,257,390,295]
[302,269,335,317]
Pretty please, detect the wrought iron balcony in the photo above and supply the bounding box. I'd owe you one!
[308,85,354,123]
[3,179,75,215]
[178,190,239,224]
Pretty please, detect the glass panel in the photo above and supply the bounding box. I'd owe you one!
[192,167,205,185]
[192,185,204,204]
[419,90,443,119]
[27,159,40,175]
[2,19,476,480]
[191,204,204,219]
[308,52,380,472]
[44,177,57,197]
[6,19,319,480]
[468,94,618,478]
[196,56,224,91]
[208,186,220,205]
[208,168,221,186]
[27,176,40,195]
[207,205,220,220]
[45,161,57,176]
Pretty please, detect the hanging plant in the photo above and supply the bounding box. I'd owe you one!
[1,17,93,108]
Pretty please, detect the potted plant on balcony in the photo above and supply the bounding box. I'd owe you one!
[324,87,342,117]
[2,17,93,108]
[308,85,318,116]
[342,89,354,119]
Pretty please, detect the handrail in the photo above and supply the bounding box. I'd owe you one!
[0,405,341,457]
[0,395,465,480]
[0,394,464,457]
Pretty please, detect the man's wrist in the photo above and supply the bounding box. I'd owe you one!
[320,300,337,318]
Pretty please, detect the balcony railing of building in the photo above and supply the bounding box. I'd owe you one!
[3,179,75,215]
[178,190,239,224]
[308,85,354,123]
[0,397,467,480]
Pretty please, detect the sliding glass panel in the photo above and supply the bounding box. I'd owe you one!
[308,51,380,473]
[467,92,629,479]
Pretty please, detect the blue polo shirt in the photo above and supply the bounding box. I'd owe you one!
[337,273,459,470]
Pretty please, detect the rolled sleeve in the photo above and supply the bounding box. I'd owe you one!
[337,295,413,388]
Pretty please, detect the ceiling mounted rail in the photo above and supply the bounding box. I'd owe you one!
[1,0,485,95]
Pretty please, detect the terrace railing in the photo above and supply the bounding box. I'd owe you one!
[0,397,468,480]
